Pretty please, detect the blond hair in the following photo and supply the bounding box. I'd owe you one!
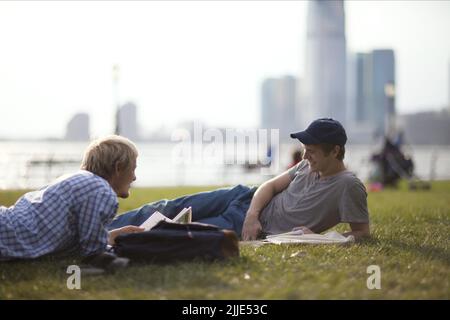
[81,135,138,179]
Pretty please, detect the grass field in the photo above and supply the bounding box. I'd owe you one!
[0,182,449,299]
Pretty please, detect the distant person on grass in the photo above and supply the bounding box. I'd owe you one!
[108,118,370,241]
[0,135,143,261]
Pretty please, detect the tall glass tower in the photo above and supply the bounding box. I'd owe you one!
[302,0,347,128]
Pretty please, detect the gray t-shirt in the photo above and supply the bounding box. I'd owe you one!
[259,160,369,235]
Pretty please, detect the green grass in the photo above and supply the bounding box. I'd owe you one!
[0,181,449,299]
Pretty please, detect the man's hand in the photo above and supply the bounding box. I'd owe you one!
[108,225,145,245]
[343,222,370,241]
[241,211,262,241]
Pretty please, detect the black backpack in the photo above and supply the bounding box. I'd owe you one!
[113,221,240,264]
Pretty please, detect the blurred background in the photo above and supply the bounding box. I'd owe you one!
[0,0,449,189]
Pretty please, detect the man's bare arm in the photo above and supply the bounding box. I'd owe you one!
[241,170,293,240]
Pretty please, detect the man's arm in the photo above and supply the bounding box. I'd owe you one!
[76,192,118,257]
[339,179,370,242]
[343,222,370,241]
[241,170,293,240]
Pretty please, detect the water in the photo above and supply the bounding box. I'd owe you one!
[0,141,449,189]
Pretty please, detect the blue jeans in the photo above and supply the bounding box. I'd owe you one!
[107,184,257,237]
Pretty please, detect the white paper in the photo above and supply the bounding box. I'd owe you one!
[139,207,192,231]
[265,231,354,244]
[139,211,173,231]
[172,207,192,224]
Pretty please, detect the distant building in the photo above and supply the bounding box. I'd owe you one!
[302,0,347,128]
[355,52,371,123]
[261,75,299,141]
[117,102,139,141]
[368,50,396,136]
[448,60,450,111]
[398,110,450,145]
[347,49,396,143]
[65,113,90,141]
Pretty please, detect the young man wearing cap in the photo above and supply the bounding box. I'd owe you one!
[242,118,369,241]
[108,118,370,241]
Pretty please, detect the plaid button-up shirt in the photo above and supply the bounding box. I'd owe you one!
[0,170,118,260]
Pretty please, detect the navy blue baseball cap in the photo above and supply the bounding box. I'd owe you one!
[290,118,347,146]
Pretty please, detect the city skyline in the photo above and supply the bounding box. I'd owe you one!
[0,1,449,139]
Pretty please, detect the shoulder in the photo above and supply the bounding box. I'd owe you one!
[339,171,367,194]
[297,159,310,172]
[288,159,312,182]
[289,160,310,177]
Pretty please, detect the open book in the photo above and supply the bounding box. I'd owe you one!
[139,207,192,231]
[264,230,355,244]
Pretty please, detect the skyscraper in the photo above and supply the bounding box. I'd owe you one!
[365,50,396,136]
[302,0,347,128]
[354,53,370,122]
[65,113,90,141]
[117,102,139,141]
[261,75,298,141]
[346,49,396,141]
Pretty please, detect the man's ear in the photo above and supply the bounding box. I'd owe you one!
[332,145,341,159]
[114,162,122,175]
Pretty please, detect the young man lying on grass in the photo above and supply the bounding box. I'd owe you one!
[0,135,143,261]
[109,118,370,241]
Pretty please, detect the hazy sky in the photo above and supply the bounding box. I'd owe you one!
[0,1,449,139]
